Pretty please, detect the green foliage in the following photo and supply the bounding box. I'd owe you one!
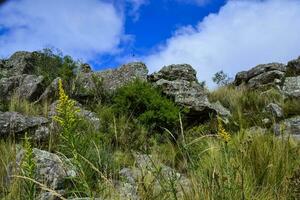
[32,48,77,86]
[212,70,232,86]
[20,134,36,200]
[283,98,300,117]
[113,80,181,131]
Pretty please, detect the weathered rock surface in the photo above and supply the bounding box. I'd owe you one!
[0,74,44,101]
[8,148,76,190]
[117,153,191,200]
[37,77,61,103]
[0,51,35,77]
[72,62,148,100]
[265,103,283,119]
[0,111,48,137]
[33,148,76,189]
[286,56,300,76]
[234,63,286,89]
[273,116,300,139]
[282,76,300,98]
[149,64,230,121]
[283,116,300,135]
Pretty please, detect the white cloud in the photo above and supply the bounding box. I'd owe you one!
[144,0,300,88]
[126,0,148,21]
[0,0,124,61]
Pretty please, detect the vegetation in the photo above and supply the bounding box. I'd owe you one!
[32,48,78,87]
[0,59,299,199]
[212,70,232,86]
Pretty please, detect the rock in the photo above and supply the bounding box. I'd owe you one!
[117,153,191,200]
[9,148,76,191]
[234,63,286,89]
[282,76,300,98]
[49,101,100,130]
[33,148,76,189]
[0,74,44,102]
[286,56,300,76]
[37,77,61,103]
[3,51,36,77]
[247,70,285,89]
[148,64,197,82]
[283,116,300,135]
[149,64,226,121]
[72,62,148,100]
[265,103,283,119]
[0,111,48,137]
[209,101,232,123]
[34,126,50,142]
[118,168,140,200]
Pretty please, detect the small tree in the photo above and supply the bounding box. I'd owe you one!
[212,70,231,86]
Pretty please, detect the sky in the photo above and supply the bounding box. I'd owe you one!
[0,0,300,87]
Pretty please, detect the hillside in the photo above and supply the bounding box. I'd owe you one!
[0,50,300,200]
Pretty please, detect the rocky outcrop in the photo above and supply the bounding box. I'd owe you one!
[72,62,148,101]
[149,64,231,121]
[37,77,61,103]
[0,51,36,78]
[0,74,44,102]
[0,111,48,137]
[286,56,300,77]
[282,76,300,99]
[234,63,286,89]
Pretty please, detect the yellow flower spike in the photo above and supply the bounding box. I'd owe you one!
[217,116,231,143]
[53,79,79,136]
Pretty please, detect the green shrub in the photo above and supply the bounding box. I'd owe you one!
[113,80,181,131]
[32,48,77,86]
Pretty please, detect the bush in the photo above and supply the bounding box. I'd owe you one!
[32,48,77,86]
[113,80,181,131]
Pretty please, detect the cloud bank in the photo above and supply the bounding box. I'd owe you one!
[144,0,300,87]
[0,0,124,60]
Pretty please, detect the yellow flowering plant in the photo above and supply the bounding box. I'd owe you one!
[53,79,80,144]
[217,116,231,144]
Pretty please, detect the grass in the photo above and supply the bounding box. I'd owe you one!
[0,81,299,200]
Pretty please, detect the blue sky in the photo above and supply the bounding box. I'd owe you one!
[0,0,300,87]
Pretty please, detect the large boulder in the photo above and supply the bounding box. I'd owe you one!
[8,148,76,190]
[286,56,300,77]
[282,76,300,99]
[72,62,148,101]
[234,63,286,89]
[0,111,48,137]
[149,64,230,121]
[0,74,44,102]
